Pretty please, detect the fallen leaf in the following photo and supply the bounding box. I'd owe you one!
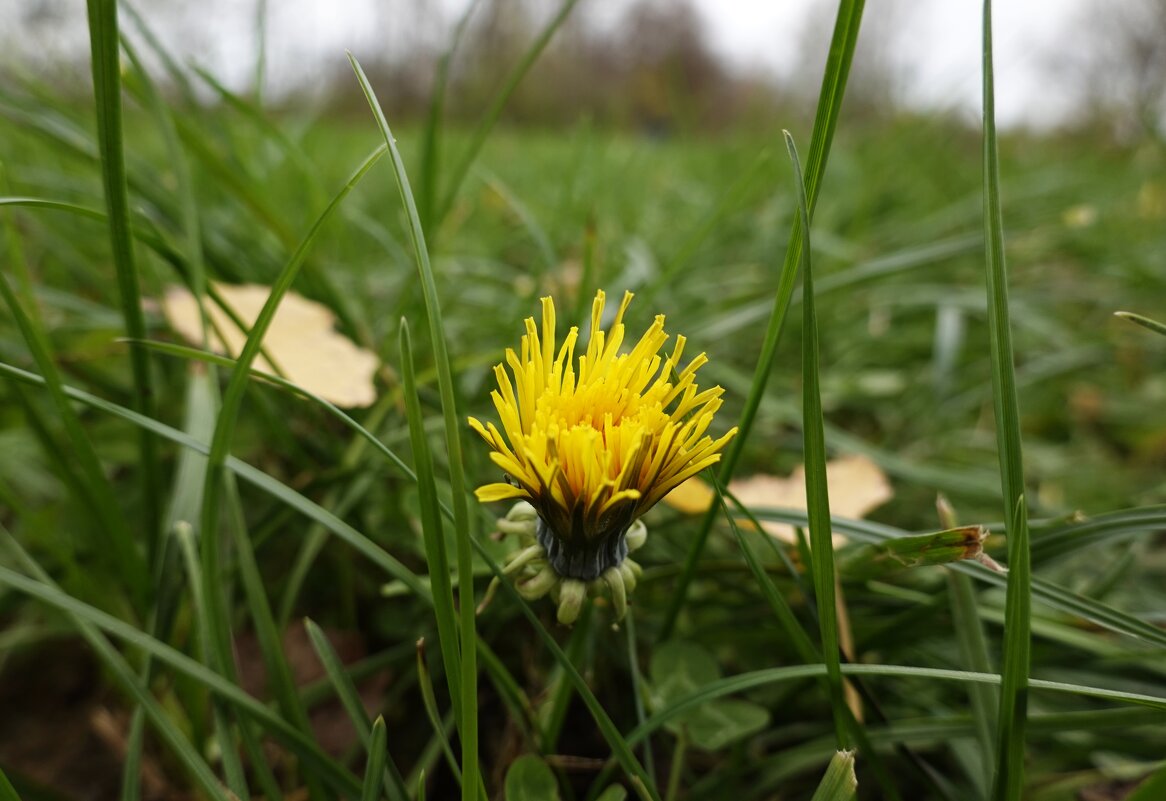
[661,474,715,514]
[162,282,379,407]
[663,454,892,546]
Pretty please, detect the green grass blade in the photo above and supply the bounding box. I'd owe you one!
[664,734,686,801]
[127,340,418,481]
[399,319,465,722]
[117,37,202,279]
[480,168,557,276]
[432,0,582,228]
[0,767,20,801]
[1128,763,1166,801]
[469,538,661,801]
[198,139,385,523]
[350,55,478,799]
[418,0,482,232]
[175,523,255,800]
[645,148,775,306]
[196,144,385,751]
[943,492,995,800]
[660,0,866,638]
[86,0,160,543]
[0,560,364,797]
[304,617,409,801]
[304,617,374,740]
[225,476,325,798]
[575,215,598,323]
[362,717,388,801]
[539,604,594,750]
[720,488,930,801]
[0,532,232,801]
[181,517,285,801]
[279,474,375,628]
[253,0,268,104]
[120,712,146,801]
[406,716,454,794]
[1033,505,1166,563]
[118,34,211,359]
[477,641,539,747]
[749,505,1166,649]
[587,658,1166,794]
[948,572,996,800]
[624,609,655,783]
[0,775,18,801]
[188,65,327,209]
[416,641,464,786]
[1,190,142,598]
[159,106,296,246]
[0,196,107,219]
[1115,311,1166,337]
[0,270,148,604]
[981,3,1033,798]
[120,523,221,801]
[0,360,430,599]
[786,129,848,749]
[717,481,818,664]
[120,2,197,102]
[810,751,857,801]
[618,663,1166,752]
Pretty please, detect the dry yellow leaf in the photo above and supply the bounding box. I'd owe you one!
[663,454,893,547]
[661,475,716,514]
[162,282,379,408]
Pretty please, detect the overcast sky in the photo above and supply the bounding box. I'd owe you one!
[690,0,1092,126]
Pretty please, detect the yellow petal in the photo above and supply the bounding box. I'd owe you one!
[476,483,529,503]
[470,290,736,540]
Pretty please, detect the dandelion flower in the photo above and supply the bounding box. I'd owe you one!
[469,290,737,603]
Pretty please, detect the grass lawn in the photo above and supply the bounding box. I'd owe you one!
[1,2,1165,800]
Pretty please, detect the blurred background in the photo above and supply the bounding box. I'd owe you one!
[3,0,1166,138]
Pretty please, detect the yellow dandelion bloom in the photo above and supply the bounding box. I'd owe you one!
[469,289,737,580]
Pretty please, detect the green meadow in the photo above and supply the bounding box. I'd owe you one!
[1,2,1165,800]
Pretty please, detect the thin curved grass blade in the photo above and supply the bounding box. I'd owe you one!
[432,0,583,228]
[786,129,849,749]
[86,0,161,543]
[810,751,857,801]
[362,718,388,801]
[1115,311,1166,337]
[349,54,479,799]
[0,560,364,797]
[399,320,464,724]
[661,0,867,638]
[981,3,1033,798]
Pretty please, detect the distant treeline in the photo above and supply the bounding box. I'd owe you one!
[319,0,1166,140]
[5,0,1164,139]
[318,0,802,133]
